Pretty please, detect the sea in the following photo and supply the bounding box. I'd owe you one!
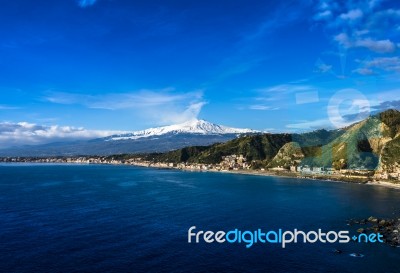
[0,163,399,273]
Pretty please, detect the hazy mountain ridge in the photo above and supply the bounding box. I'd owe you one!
[0,120,259,157]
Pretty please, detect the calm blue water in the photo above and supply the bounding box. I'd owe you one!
[0,164,399,273]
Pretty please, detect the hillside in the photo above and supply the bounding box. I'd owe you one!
[142,128,345,167]
[304,110,400,170]
[141,109,400,173]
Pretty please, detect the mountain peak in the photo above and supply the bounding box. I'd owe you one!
[106,119,258,141]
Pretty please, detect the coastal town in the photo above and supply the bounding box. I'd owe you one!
[1,153,399,184]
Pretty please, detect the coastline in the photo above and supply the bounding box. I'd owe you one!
[164,165,399,188]
[2,159,400,190]
[365,181,400,190]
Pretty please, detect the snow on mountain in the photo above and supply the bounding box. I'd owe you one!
[106,119,258,141]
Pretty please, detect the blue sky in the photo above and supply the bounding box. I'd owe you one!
[1,0,400,145]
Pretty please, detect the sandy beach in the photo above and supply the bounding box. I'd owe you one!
[366,181,400,190]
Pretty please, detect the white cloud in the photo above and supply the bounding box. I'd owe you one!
[156,101,208,124]
[0,105,19,110]
[318,1,330,10]
[253,84,319,108]
[240,83,315,112]
[315,59,333,73]
[339,9,363,20]
[356,57,400,74]
[45,89,202,109]
[355,38,396,53]
[365,57,400,71]
[45,89,207,125]
[295,91,320,104]
[248,105,278,110]
[352,68,374,75]
[286,118,332,131]
[0,122,126,148]
[314,1,400,77]
[379,9,400,17]
[334,33,352,47]
[78,0,97,8]
[355,29,369,36]
[368,0,382,10]
[334,33,396,53]
[314,10,332,20]
[259,84,315,94]
[313,0,338,21]
[286,106,368,132]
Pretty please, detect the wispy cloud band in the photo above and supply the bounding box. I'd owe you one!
[0,122,126,147]
[78,0,97,8]
[44,89,207,124]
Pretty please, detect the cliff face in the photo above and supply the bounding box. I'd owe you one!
[270,109,400,171]
[267,142,304,168]
[379,136,400,173]
[303,116,384,170]
[146,109,400,175]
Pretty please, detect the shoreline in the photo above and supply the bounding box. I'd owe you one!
[365,181,400,190]
[2,160,400,190]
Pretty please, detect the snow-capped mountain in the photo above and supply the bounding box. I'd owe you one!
[105,119,258,141]
[0,120,259,157]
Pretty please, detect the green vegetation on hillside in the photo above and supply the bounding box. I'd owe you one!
[126,109,400,172]
[381,136,400,172]
[378,109,400,138]
[267,142,304,168]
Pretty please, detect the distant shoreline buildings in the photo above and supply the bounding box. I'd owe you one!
[2,153,399,184]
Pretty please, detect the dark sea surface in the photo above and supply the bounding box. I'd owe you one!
[0,164,399,273]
